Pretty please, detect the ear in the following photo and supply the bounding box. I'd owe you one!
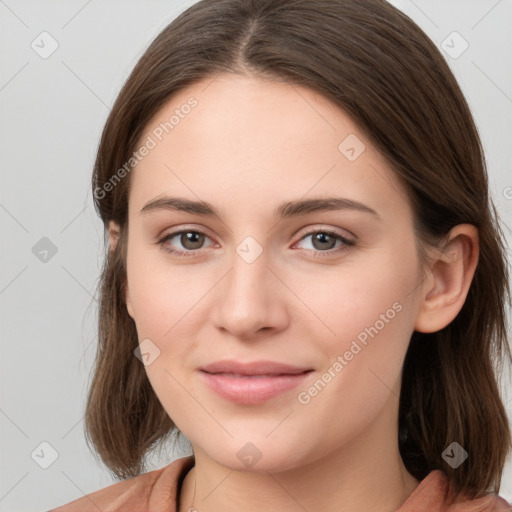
[414,224,479,333]
[108,220,135,320]
[108,220,120,252]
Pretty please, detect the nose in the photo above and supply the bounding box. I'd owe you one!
[211,244,289,339]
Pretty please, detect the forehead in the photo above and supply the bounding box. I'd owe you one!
[128,73,411,222]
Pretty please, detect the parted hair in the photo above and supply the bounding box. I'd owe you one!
[85,0,511,504]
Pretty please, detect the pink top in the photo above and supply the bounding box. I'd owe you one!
[48,455,511,512]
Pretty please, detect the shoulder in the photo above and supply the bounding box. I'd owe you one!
[449,494,512,512]
[398,470,512,512]
[47,455,195,512]
[446,494,512,511]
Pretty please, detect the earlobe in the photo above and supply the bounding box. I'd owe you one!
[414,224,479,333]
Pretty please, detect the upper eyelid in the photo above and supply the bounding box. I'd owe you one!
[295,224,355,241]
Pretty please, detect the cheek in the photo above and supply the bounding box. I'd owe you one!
[126,248,207,333]
[301,247,418,396]
[302,255,417,348]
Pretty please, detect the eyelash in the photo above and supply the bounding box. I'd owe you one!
[155,227,355,258]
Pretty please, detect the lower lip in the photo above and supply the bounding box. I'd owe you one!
[199,371,313,405]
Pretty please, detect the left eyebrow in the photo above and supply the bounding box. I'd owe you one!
[139,195,381,221]
[274,197,381,221]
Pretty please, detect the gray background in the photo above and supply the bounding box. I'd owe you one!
[1,1,511,510]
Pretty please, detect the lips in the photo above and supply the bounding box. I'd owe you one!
[200,359,313,376]
[199,360,314,405]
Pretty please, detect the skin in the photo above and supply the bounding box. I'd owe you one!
[109,73,478,512]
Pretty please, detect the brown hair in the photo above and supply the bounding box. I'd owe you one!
[84,0,511,504]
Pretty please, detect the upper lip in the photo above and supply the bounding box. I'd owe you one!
[200,360,313,376]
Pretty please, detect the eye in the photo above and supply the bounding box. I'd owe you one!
[293,228,355,257]
[155,227,355,258]
[156,229,215,257]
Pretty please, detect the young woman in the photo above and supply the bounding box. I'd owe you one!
[49,0,512,510]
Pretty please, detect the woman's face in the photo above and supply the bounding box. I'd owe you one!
[121,73,426,471]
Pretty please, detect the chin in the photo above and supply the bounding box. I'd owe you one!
[197,438,311,474]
